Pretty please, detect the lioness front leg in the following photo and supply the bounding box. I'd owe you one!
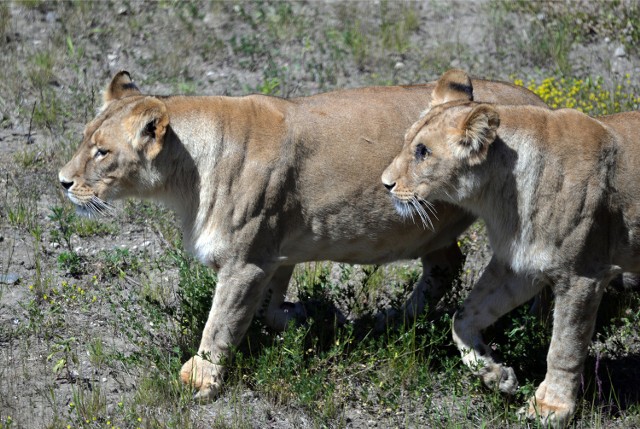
[180,262,273,401]
[523,275,606,428]
[453,257,543,393]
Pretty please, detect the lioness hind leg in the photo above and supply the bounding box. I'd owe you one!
[405,243,464,318]
[453,257,543,394]
[522,275,606,428]
[375,243,463,331]
[260,265,307,331]
[180,263,274,401]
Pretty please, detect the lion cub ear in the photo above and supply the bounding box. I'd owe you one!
[452,105,500,165]
[103,71,141,105]
[431,69,474,107]
[126,98,170,160]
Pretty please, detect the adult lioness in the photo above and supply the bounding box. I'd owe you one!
[382,69,640,427]
[58,71,544,400]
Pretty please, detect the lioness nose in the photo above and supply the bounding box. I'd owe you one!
[383,182,395,191]
[60,180,73,190]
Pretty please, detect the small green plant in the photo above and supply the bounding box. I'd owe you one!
[49,206,76,250]
[379,0,419,54]
[28,50,55,91]
[47,335,78,378]
[7,200,36,229]
[0,415,13,429]
[342,20,369,72]
[0,3,10,44]
[171,249,217,352]
[529,16,575,75]
[57,251,85,277]
[74,218,117,237]
[97,248,140,279]
[257,76,280,95]
[12,148,44,168]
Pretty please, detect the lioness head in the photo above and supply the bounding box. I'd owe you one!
[58,71,169,216]
[381,69,500,219]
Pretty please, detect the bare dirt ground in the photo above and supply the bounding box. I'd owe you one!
[1,1,639,428]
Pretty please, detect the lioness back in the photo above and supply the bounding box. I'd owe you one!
[285,80,545,263]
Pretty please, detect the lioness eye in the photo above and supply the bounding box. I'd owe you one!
[95,148,108,158]
[415,143,431,160]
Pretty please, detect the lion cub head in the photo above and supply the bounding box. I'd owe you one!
[381,69,500,218]
[58,71,169,216]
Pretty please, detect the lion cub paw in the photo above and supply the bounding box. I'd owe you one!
[180,355,223,402]
[480,364,518,394]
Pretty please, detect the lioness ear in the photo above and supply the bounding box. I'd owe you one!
[126,98,169,160]
[452,104,499,165]
[431,69,474,107]
[103,71,141,105]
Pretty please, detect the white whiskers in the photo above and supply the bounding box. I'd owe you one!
[392,196,437,231]
[76,195,116,218]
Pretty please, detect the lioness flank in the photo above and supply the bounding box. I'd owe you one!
[59,71,544,401]
[382,69,640,427]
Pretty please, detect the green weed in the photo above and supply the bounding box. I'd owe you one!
[12,148,44,168]
[171,249,217,353]
[75,218,117,237]
[49,206,75,250]
[57,251,84,278]
[97,248,140,280]
[0,3,10,45]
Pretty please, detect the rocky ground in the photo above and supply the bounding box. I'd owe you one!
[1,1,639,428]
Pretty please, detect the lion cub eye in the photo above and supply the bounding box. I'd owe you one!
[414,143,432,161]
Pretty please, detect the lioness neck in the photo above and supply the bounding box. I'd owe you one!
[456,106,614,273]
[151,95,291,254]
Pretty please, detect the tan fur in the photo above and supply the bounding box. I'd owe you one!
[59,71,546,401]
[382,69,640,428]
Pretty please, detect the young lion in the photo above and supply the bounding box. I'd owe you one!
[382,69,640,427]
[59,71,545,401]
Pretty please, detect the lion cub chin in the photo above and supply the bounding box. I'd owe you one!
[383,69,640,428]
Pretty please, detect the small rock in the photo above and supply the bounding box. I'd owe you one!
[74,246,83,253]
[394,62,405,70]
[614,45,626,58]
[45,11,57,23]
[51,242,60,249]
[0,273,20,285]
[117,7,128,15]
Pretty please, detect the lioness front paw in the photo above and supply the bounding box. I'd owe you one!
[480,364,518,394]
[179,355,223,402]
[517,385,575,429]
